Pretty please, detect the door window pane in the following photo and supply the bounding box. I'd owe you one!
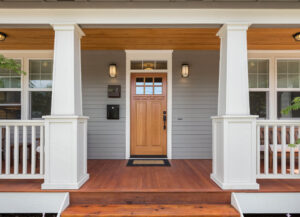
[155,61,167,70]
[145,78,153,86]
[131,61,143,70]
[277,92,300,118]
[136,78,144,86]
[154,78,162,85]
[249,92,268,118]
[0,60,21,88]
[29,60,53,88]
[277,60,300,88]
[154,86,162,95]
[145,86,153,95]
[248,60,269,88]
[136,87,144,95]
[30,91,52,119]
[143,61,155,70]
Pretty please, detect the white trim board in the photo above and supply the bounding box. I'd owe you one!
[125,50,173,159]
[2,9,300,24]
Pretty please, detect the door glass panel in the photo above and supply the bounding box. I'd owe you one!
[155,61,167,70]
[143,61,155,70]
[145,78,153,86]
[131,61,143,70]
[145,86,153,95]
[154,77,162,85]
[136,86,144,95]
[154,86,162,95]
[136,77,144,86]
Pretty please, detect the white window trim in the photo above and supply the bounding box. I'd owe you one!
[0,50,53,120]
[248,50,300,120]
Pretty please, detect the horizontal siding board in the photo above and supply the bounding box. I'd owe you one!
[82,50,126,159]
[172,50,218,159]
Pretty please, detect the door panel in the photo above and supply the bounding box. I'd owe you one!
[131,73,167,156]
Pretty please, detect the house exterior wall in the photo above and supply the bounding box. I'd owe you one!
[81,50,218,159]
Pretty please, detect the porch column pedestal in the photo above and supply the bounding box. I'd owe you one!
[42,24,89,189]
[210,24,259,190]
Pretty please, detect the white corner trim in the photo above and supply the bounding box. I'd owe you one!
[210,174,260,190]
[125,50,173,159]
[42,174,89,190]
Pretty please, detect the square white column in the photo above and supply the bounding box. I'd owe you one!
[42,24,89,189]
[211,24,259,190]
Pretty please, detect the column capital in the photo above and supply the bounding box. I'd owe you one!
[51,23,85,38]
[217,23,250,38]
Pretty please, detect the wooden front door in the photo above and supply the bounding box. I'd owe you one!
[130,73,167,156]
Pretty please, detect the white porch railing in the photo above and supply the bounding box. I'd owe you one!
[0,120,45,179]
[257,120,300,179]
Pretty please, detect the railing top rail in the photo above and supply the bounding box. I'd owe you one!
[0,120,45,126]
[257,120,300,125]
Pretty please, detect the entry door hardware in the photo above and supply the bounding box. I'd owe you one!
[163,111,167,130]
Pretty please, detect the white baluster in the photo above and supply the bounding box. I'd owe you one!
[14,126,19,174]
[40,125,44,175]
[290,126,295,175]
[281,125,286,175]
[0,127,2,175]
[257,125,261,175]
[31,126,36,175]
[5,126,10,175]
[23,126,27,174]
[273,126,277,175]
[264,125,269,175]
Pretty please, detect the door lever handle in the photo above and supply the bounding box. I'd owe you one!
[163,111,167,130]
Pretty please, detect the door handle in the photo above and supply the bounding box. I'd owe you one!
[163,111,167,130]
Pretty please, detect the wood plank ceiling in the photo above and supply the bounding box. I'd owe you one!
[0,28,300,50]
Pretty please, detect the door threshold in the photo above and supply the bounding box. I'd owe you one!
[130,155,167,159]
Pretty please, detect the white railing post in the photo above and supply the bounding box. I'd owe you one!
[14,126,19,174]
[282,126,286,175]
[23,126,27,174]
[5,126,10,175]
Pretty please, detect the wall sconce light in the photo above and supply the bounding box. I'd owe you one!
[181,64,189,78]
[0,32,7,41]
[293,32,300,41]
[109,64,117,78]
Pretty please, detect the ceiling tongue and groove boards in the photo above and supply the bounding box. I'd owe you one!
[0,28,300,50]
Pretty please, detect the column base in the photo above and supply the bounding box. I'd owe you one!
[42,174,89,190]
[211,174,259,190]
[42,115,89,190]
[211,115,259,190]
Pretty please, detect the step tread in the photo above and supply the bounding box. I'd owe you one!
[61,204,240,217]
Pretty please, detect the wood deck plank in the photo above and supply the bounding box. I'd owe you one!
[61,204,240,217]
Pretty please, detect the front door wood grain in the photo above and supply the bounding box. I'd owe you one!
[130,73,167,156]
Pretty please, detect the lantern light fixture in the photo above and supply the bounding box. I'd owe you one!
[293,32,300,41]
[0,32,7,41]
[181,64,189,78]
[109,64,117,78]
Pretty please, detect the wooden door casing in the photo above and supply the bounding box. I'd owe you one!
[130,73,167,156]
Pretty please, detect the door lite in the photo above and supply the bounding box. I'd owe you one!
[130,73,167,156]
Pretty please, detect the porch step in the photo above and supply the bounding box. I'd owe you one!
[70,192,232,205]
[61,204,239,217]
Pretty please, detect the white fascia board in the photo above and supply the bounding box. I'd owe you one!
[0,9,300,24]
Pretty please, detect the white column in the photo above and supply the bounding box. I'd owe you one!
[42,24,89,189]
[211,24,259,190]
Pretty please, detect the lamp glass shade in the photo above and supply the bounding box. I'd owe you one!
[294,32,300,41]
[109,64,117,78]
[0,33,6,41]
[181,64,189,78]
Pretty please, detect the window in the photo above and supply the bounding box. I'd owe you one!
[0,60,21,119]
[0,53,53,120]
[248,53,300,120]
[248,59,269,118]
[130,60,167,70]
[29,60,53,119]
[135,76,164,95]
[277,59,300,119]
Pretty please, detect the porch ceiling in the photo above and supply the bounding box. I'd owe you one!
[0,28,300,50]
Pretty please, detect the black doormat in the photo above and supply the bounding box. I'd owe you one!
[127,159,171,167]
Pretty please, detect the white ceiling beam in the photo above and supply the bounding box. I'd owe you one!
[0,9,300,24]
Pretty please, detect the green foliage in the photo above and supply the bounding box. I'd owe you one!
[0,54,26,75]
[281,97,300,115]
[288,138,300,148]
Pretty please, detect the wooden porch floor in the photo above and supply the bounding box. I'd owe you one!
[1,159,300,193]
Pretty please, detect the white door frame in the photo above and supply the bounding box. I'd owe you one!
[125,50,173,159]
